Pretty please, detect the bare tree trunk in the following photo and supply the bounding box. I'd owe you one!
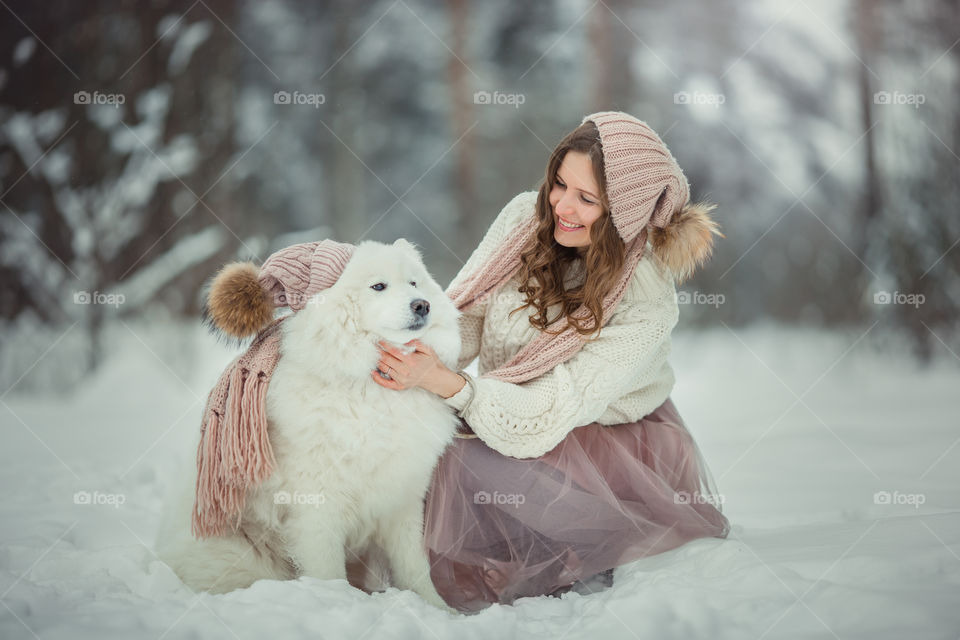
[853,0,882,270]
[589,1,613,111]
[1,0,239,372]
[447,0,476,262]
[852,0,886,335]
[328,2,367,243]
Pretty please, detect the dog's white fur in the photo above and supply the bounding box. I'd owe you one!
[157,239,461,609]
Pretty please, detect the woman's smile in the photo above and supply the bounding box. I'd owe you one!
[556,215,585,231]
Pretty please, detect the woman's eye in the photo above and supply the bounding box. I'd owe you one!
[555,179,566,189]
[581,196,596,205]
[371,283,386,291]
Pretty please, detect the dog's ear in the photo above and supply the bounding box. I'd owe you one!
[392,238,422,261]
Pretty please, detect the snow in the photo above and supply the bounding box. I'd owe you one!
[32,109,68,145]
[1,322,958,639]
[3,113,45,174]
[12,37,36,66]
[88,102,124,131]
[157,13,184,40]
[168,21,212,76]
[40,149,70,185]
[117,226,227,310]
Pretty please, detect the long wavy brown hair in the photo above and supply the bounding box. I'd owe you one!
[509,121,626,339]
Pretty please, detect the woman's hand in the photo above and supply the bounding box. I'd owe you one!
[372,339,465,398]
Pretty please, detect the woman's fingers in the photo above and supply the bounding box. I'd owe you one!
[378,340,405,358]
[375,340,426,391]
[379,350,404,367]
[376,360,398,379]
[371,368,400,389]
[372,346,408,389]
[372,370,392,388]
[377,351,404,377]
[407,339,432,355]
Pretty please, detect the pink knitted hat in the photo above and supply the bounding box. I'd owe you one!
[205,239,355,338]
[259,240,355,309]
[584,111,690,243]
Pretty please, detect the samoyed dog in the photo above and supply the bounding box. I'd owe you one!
[157,239,461,610]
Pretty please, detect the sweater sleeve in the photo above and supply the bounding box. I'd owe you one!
[446,191,539,371]
[444,255,680,459]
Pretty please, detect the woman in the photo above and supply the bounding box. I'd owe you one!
[372,111,730,612]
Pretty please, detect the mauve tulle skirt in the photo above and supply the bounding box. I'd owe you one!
[423,397,730,613]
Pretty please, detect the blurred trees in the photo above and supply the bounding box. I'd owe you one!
[1,0,957,389]
[1,0,240,376]
[865,0,960,359]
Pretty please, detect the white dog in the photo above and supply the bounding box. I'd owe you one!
[157,239,461,610]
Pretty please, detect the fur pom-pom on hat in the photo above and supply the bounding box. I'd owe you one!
[649,201,724,284]
[203,262,274,339]
[202,239,356,339]
[581,111,723,284]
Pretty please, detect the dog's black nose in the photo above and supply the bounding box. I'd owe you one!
[411,298,430,318]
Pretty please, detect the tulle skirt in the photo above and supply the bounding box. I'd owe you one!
[423,397,730,613]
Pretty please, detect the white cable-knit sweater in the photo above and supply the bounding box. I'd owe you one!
[443,191,680,459]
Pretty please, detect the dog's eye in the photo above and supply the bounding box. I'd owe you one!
[370,283,386,291]
[409,281,417,287]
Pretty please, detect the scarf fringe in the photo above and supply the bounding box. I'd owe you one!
[192,319,283,539]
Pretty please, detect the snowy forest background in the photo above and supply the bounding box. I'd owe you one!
[1,0,958,387]
[2,2,960,637]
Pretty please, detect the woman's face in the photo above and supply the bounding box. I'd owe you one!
[548,151,605,251]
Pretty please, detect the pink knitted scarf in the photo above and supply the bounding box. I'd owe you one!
[445,212,656,384]
[193,318,285,538]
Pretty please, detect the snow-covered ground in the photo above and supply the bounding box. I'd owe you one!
[1,321,958,639]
